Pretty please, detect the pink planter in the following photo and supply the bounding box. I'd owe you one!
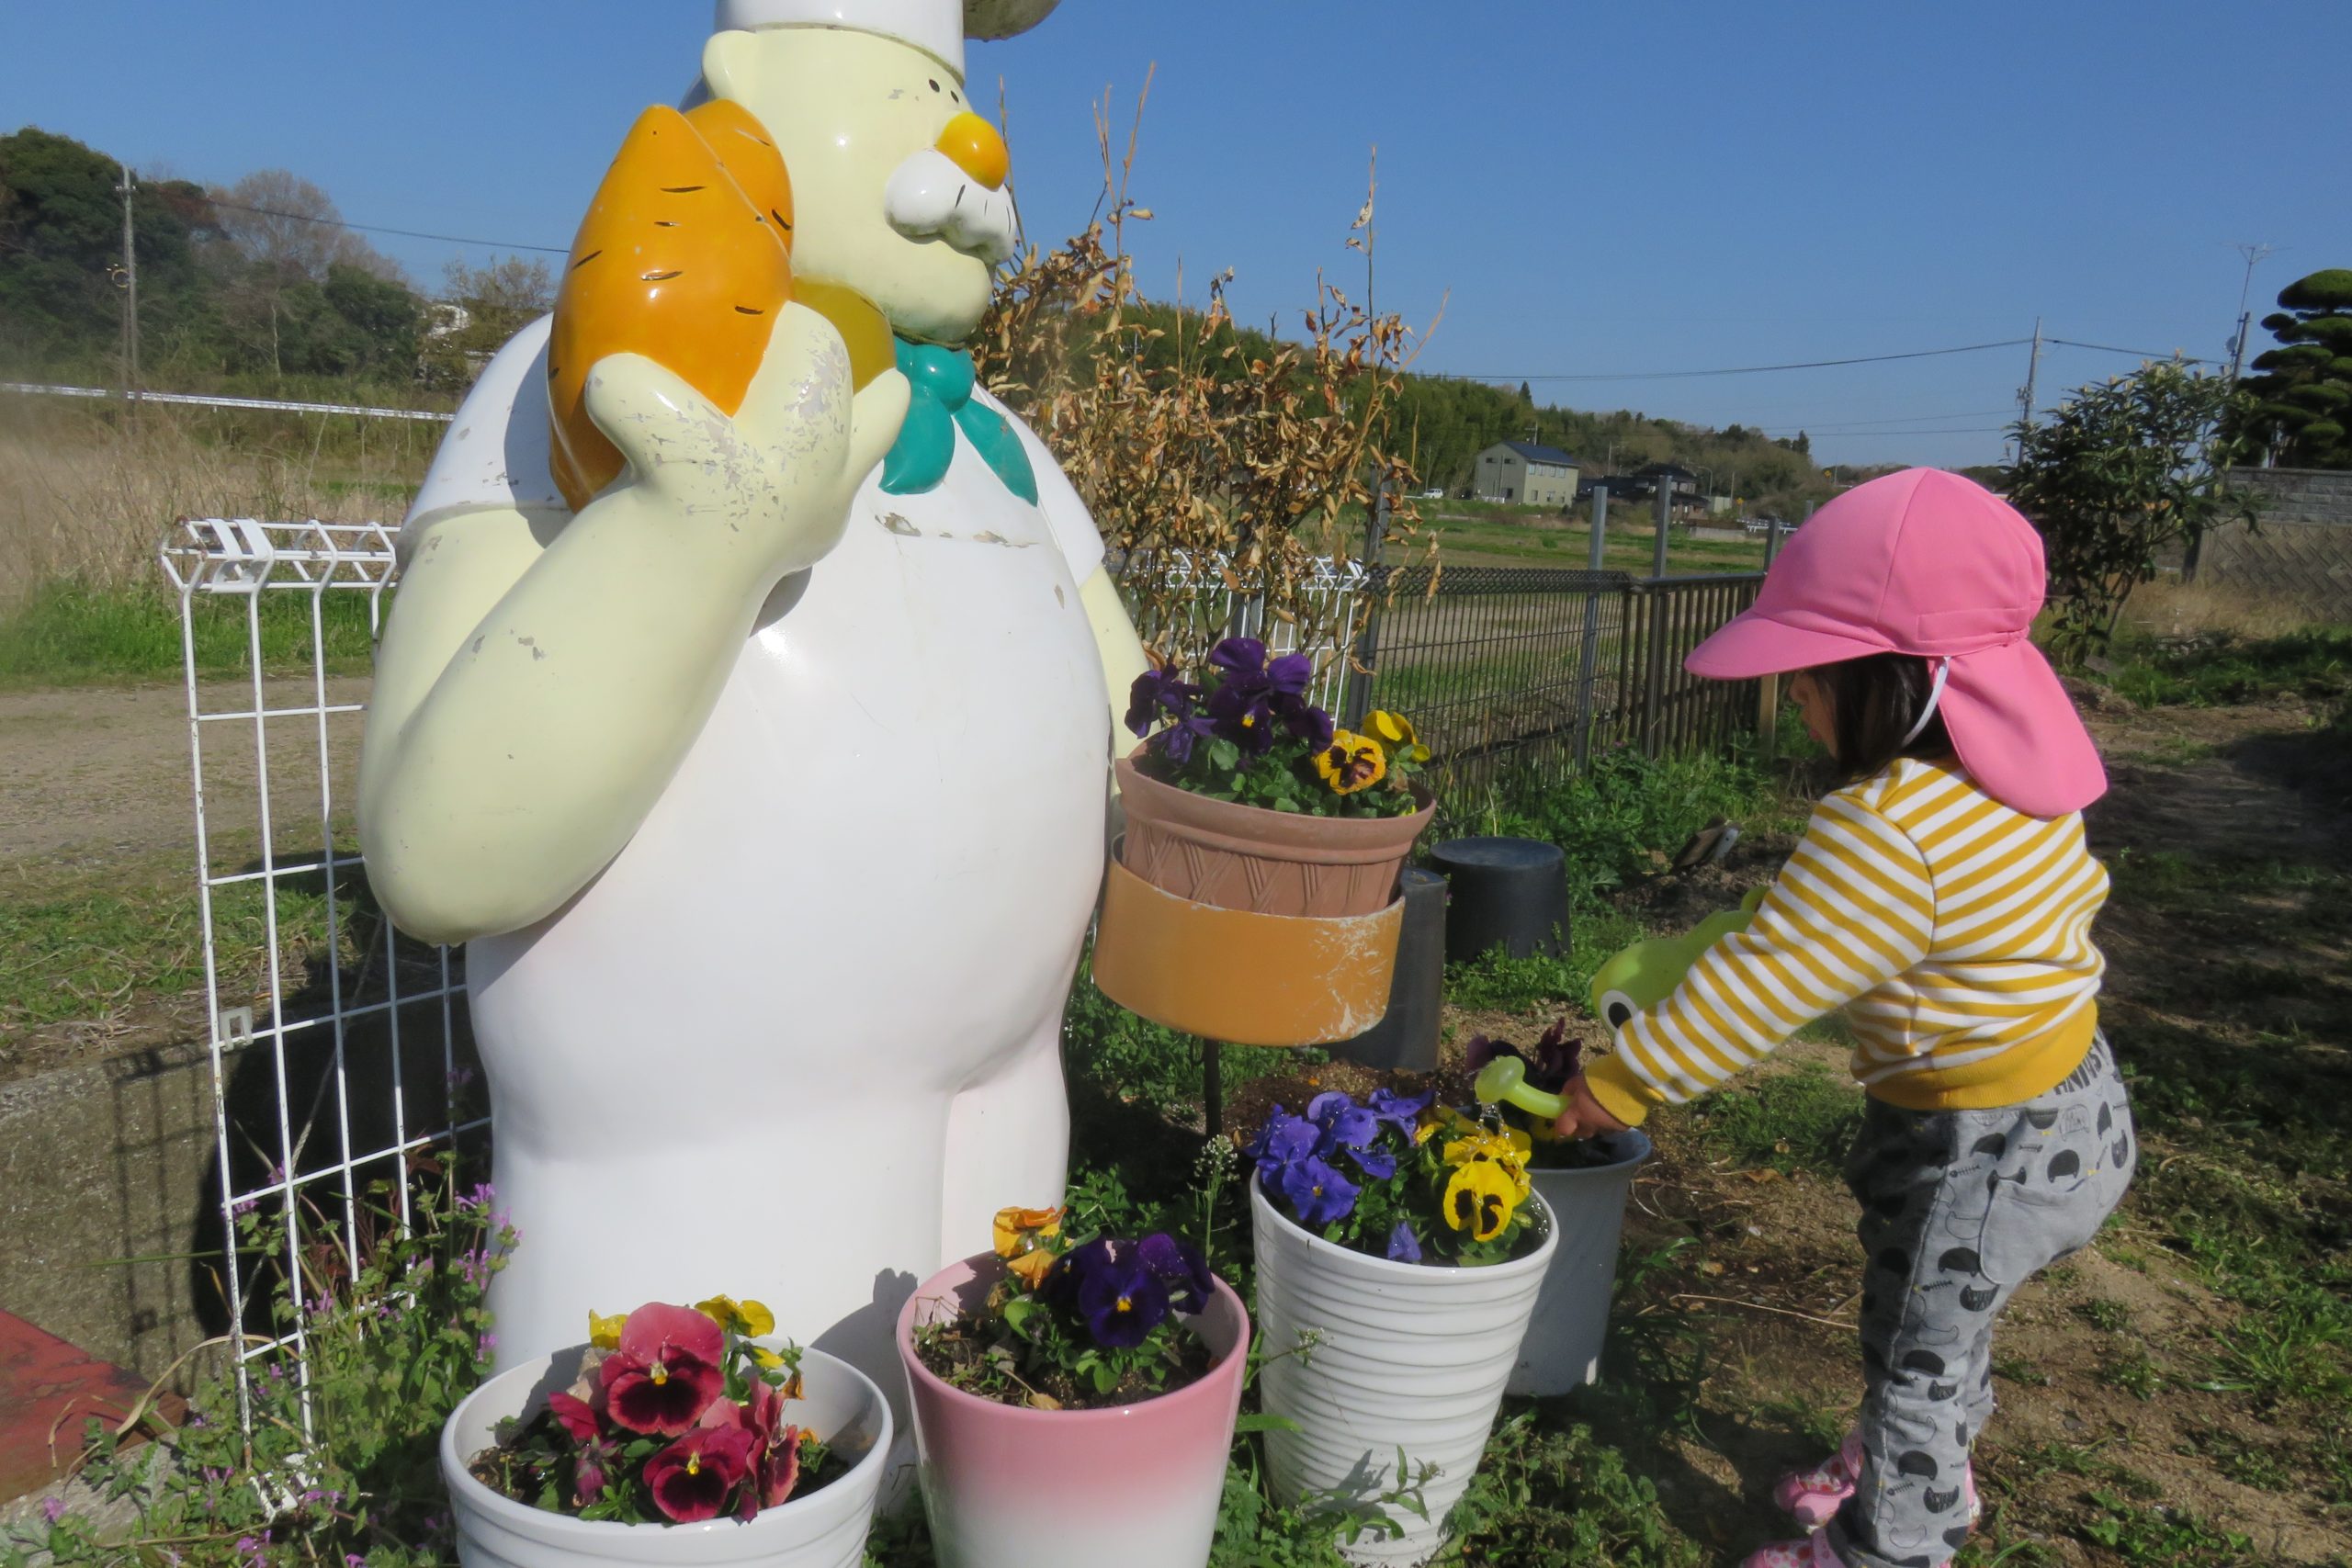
[896,1253,1250,1568]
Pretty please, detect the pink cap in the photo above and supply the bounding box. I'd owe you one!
[1687,468,2105,818]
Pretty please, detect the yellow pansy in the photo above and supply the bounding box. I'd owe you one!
[1363,710,1430,764]
[588,1310,625,1350]
[1442,1160,1523,1242]
[991,1205,1063,1258]
[1006,1247,1059,1289]
[1442,1123,1532,1196]
[1314,731,1387,795]
[695,1295,776,1337]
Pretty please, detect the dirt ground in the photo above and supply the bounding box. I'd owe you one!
[0,678,368,872]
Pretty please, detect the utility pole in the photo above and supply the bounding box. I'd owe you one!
[116,162,141,401]
[2225,241,2275,385]
[2018,316,2042,433]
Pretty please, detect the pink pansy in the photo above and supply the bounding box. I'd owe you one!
[546,1390,601,1443]
[599,1303,727,1436]
[738,1379,802,1510]
[643,1425,755,1523]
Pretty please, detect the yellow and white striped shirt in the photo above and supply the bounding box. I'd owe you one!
[1584,757,2109,1125]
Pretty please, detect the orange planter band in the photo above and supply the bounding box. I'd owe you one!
[1091,860,1402,1048]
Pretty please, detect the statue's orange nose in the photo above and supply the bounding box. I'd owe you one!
[934,111,1010,191]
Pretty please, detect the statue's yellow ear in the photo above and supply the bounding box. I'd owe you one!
[703,30,760,105]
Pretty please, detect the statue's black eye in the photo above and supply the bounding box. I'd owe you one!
[928,78,940,92]
[1606,1002,1634,1029]
[951,90,961,103]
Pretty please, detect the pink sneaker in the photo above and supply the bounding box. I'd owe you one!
[1771,1431,1864,1529]
[1742,1530,1843,1568]
[1771,1430,1981,1530]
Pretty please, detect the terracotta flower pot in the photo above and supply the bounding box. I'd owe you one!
[1114,751,1434,918]
[1250,1180,1555,1567]
[438,1344,892,1568]
[896,1252,1250,1568]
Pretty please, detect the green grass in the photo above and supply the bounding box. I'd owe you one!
[2105,625,2352,710]
[0,581,378,688]
[0,851,361,1041]
[1684,1064,1866,1179]
[2076,1494,2256,1565]
[1421,514,1771,575]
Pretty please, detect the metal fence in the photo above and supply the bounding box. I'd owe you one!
[1353,566,1765,807]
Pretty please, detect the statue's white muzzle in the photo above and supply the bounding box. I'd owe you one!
[884,149,1019,264]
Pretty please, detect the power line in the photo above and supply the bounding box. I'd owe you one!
[2042,337,2211,366]
[205,196,569,257]
[1444,338,2031,384]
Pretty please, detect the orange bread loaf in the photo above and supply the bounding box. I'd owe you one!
[546,100,795,513]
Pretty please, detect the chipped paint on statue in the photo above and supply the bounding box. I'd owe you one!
[358,0,1148,1422]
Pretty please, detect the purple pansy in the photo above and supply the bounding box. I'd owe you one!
[1265,651,1314,695]
[1244,1106,1323,1181]
[1207,637,1267,676]
[1061,1238,1171,1348]
[1386,1221,1423,1264]
[1207,677,1280,754]
[1125,668,1199,739]
[1278,1154,1360,1227]
[1306,1090,1379,1152]
[1366,1086,1435,1131]
[1137,1232,1215,1314]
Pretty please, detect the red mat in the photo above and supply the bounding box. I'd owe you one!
[0,1312,182,1504]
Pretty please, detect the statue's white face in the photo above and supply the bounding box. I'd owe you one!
[704,27,1013,345]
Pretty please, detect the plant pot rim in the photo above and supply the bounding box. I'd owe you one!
[1248,1175,1558,1280]
[1523,1127,1654,1179]
[896,1250,1250,1427]
[438,1342,890,1542]
[1115,750,1435,840]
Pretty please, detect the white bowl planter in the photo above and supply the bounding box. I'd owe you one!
[1510,1130,1652,1396]
[439,1344,892,1568]
[1250,1179,1557,1567]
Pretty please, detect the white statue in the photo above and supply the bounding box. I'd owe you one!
[358,0,1148,1408]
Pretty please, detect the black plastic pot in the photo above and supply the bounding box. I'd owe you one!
[1331,867,1446,1072]
[1430,837,1571,964]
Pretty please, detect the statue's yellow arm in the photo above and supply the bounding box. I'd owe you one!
[1079,563,1148,766]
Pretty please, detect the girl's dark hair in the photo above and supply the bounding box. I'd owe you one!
[1811,652,1952,781]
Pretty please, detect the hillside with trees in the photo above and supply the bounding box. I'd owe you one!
[6,124,1839,513]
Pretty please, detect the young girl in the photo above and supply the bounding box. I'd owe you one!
[1552,468,2136,1568]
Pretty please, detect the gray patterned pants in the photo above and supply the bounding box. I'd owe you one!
[1828,1035,2135,1568]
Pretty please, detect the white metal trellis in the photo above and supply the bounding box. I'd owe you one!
[163,519,477,1435]
[1125,548,1371,714]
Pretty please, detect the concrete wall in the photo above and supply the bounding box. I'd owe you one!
[2228,466,2352,526]
[2205,469,2352,620]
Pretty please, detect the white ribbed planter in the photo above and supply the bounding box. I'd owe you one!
[1510,1131,1652,1396]
[1250,1180,1556,1567]
[439,1345,891,1568]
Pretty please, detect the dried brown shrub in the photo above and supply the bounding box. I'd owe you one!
[974,76,1435,663]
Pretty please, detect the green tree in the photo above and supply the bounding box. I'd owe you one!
[0,126,219,375]
[2006,361,2256,666]
[419,254,555,392]
[2232,267,2352,468]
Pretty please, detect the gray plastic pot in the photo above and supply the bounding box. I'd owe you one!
[1508,1130,1652,1395]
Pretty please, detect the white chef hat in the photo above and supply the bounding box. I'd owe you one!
[712,0,1061,79]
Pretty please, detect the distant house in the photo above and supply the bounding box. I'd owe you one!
[1473,441,1580,508]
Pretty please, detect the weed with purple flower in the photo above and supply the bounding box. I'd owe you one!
[1125,637,1430,818]
[911,1205,1222,1410]
[1246,1088,1544,1267]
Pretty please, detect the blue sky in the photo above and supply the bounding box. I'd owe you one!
[8,0,2349,468]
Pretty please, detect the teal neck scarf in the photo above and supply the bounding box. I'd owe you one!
[880,338,1038,504]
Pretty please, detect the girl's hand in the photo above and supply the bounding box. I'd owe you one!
[1553,1074,1630,1140]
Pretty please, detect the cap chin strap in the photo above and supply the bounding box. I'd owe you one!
[1901,657,1951,748]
